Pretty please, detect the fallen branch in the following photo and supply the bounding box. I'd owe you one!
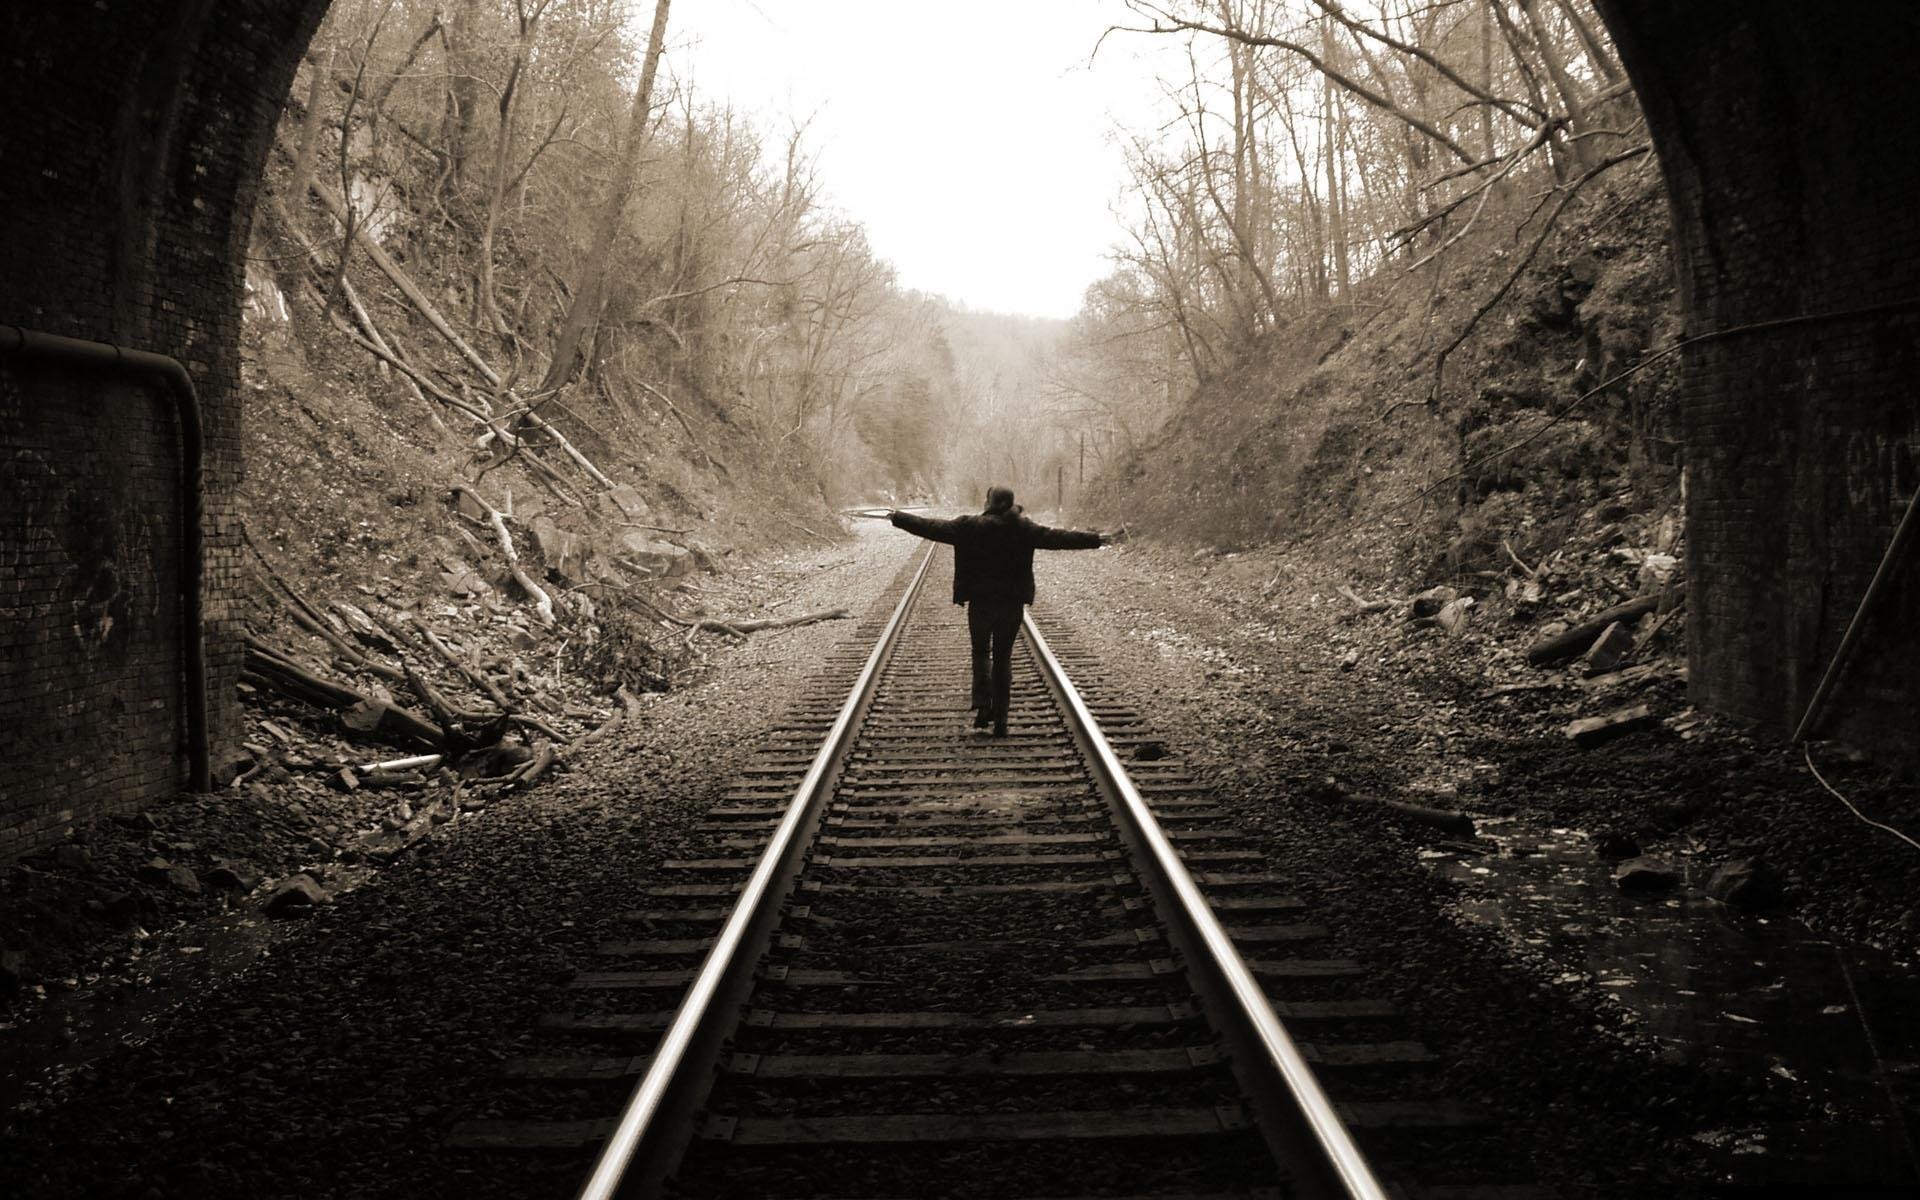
[511,740,557,790]
[1527,591,1677,666]
[451,485,558,627]
[310,179,616,493]
[244,640,444,750]
[1502,539,1539,579]
[663,607,849,638]
[776,513,832,542]
[1337,585,1393,615]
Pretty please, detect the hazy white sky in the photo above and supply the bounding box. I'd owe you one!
[666,1,1177,320]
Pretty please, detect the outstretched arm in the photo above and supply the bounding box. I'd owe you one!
[1025,520,1106,551]
[889,510,964,545]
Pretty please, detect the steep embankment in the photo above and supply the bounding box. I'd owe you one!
[1094,164,1680,591]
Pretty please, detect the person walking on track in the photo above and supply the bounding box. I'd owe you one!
[887,487,1115,737]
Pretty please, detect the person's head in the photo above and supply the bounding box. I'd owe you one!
[983,485,1016,515]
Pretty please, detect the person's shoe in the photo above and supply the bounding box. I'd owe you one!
[972,708,993,729]
[991,719,1008,738]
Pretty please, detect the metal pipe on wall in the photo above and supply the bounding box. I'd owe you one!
[0,324,210,792]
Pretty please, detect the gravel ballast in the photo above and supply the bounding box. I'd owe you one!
[1,527,919,1199]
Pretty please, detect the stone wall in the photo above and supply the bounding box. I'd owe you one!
[1598,0,1920,751]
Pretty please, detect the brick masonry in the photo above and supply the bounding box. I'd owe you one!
[0,2,327,856]
[1599,1,1920,752]
[0,4,1916,854]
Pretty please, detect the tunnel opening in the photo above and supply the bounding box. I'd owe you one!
[0,2,1916,846]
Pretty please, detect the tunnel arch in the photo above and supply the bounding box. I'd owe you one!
[0,2,1916,850]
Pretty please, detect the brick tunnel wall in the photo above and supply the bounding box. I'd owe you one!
[0,370,186,848]
[1597,1,1920,752]
[0,2,326,855]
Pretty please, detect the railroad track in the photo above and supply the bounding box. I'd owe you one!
[452,546,1536,1199]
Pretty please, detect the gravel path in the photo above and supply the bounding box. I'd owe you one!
[2,524,919,1199]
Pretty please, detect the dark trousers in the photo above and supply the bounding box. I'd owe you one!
[966,598,1023,724]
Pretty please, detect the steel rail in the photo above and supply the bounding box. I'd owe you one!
[1023,612,1390,1200]
[576,545,936,1200]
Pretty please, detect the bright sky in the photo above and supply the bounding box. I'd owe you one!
[666,0,1177,320]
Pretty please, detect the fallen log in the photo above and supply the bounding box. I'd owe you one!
[245,643,444,750]
[1526,591,1676,666]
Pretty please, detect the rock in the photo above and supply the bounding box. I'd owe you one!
[1582,621,1635,675]
[335,767,361,792]
[52,844,93,872]
[1638,553,1679,593]
[1410,585,1458,619]
[454,488,490,522]
[1708,857,1783,909]
[1614,856,1679,895]
[164,866,202,897]
[1435,597,1474,637]
[265,874,327,917]
[1591,829,1641,860]
[604,483,650,520]
[137,856,174,884]
[441,565,491,597]
[206,859,262,893]
[1306,776,1349,803]
[1339,648,1360,672]
[1131,740,1169,762]
[529,515,592,583]
[618,531,692,579]
[1564,704,1657,749]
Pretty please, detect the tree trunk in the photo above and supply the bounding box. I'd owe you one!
[540,0,672,394]
[442,0,480,191]
[289,44,336,203]
[1518,0,1593,171]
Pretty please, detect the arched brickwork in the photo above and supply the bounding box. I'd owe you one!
[0,3,1915,852]
[1595,1,1920,750]
[0,2,330,852]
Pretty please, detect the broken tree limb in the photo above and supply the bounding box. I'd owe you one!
[508,713,571,745]
[1373,796,1477,837]
[310,179,616,494]
[1526,591,1675,666]
[1502,539,1539,578]
[310,181,500,391]
[511,740,557,790]
[661,607,850,638]
[421,626,517,713]
[451,485,557,627]
[245,642,444,750]
[1337,585,1393,615]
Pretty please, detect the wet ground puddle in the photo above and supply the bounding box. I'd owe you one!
[1422,817,1920,1190]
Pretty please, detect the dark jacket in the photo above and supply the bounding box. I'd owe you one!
[891,508,1102,604]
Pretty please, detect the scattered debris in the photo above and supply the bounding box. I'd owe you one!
[1708,857,1784,910]
[265,874,328,917]
[1565,704,1658,749]
[1613,856,1680,895]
